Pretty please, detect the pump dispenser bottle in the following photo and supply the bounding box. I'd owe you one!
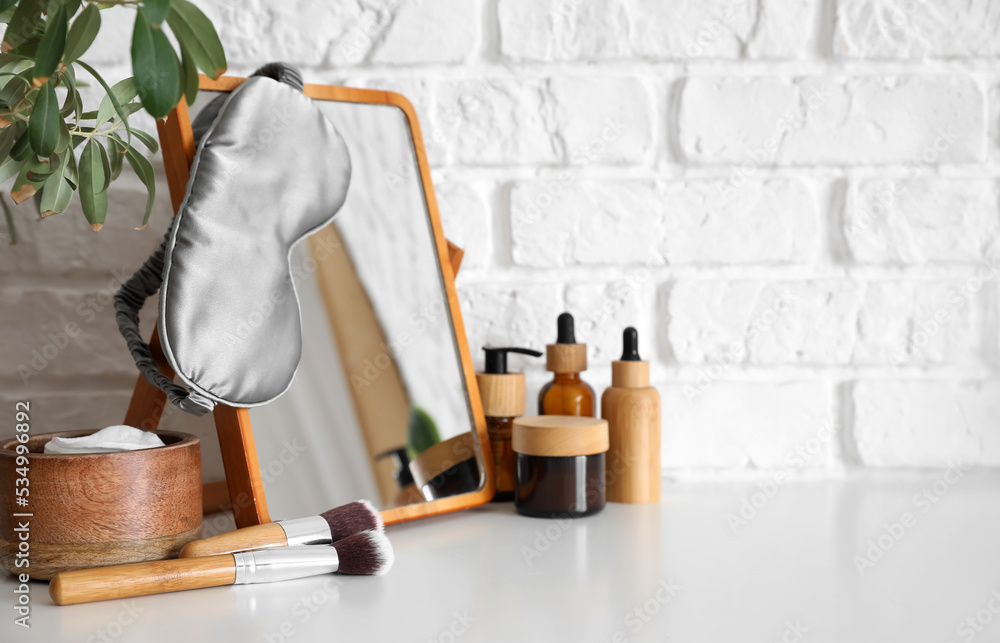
[477,346,542,501]
[602,327,661,503]
[538,312,595,417]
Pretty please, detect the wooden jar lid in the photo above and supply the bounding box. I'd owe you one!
[476,372,526,417]
[546,344,587,373]
[408,432,478,488]
[512,415,609,457]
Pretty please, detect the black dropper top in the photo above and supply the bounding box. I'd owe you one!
[556,312,576,344]
[620,327,641,361]
[375,447,415,488]
[483,347,543,374]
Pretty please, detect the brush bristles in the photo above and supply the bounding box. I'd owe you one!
[320,500,383,541]
[333,530,394,576]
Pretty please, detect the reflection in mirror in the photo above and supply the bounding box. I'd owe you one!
[188,89,485,518]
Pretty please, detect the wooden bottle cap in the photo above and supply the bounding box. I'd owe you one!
[408,432,477,488]
[611,361,650,388]
[545,344,587,373]
[476,372,526,417]
[512,415,608,457]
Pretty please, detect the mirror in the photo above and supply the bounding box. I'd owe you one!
[185,80,491,522]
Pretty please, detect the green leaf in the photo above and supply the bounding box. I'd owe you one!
[27,80,58,157]
[59,61,82,123]
[107,131,123,180]
[64,0,81,19]
[178,38,196,105]
[0,119,21,160]
[10,158,42,203]
[76,60,132,141]
[166,0,224,80]
[97,138,110,191]
[144,0,170,25]
[8,125,31,160]
[58,84,77,117]
[62,3,99,63]
[32,0,67,84]
[0,0,17,16]
[407,407,441,458]
[78,139,107,229]
[95,76,136,125]
[122,141,155,229]
[38,160,72,216]
[10,34,41,58]
[2,0,44,53]
[131,7,180,119]
[63,148,76,187]
[0,155,23,182]
[0,69,30,107]
[54,116,69,153]
[131,127,158,154]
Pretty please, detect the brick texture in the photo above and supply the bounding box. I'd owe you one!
[3,0,998,479]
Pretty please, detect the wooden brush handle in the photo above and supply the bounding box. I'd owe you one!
[178,522,288,558]
[50,555,236,605]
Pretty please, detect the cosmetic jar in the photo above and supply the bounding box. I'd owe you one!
[408,432,481,501]
[512,415,608,518]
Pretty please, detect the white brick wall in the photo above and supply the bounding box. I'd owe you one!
[3,0,999,478]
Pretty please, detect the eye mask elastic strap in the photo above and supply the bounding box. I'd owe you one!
[115,62,306,417]
[114,221,215,417]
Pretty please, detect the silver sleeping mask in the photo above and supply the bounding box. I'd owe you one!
[115,64,351,415]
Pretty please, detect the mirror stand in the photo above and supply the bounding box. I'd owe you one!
[123,77,486,529]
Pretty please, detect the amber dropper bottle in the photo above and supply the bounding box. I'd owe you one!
[477,346,542,502]
[538,312,595,417]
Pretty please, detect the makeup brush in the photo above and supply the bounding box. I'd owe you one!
[179,499,383,558]
[50,530,394,606]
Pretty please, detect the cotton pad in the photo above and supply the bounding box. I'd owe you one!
[44,425,166,454]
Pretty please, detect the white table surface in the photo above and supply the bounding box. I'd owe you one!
[3,470,999,643]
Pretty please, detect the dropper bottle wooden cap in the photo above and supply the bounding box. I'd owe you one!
[611,327,650,388]
[546,312,587,373]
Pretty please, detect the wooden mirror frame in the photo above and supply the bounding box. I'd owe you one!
[123,74,494,527]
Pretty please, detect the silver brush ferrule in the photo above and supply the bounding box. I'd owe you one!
[277,515,333,546]
[232,546,340,585]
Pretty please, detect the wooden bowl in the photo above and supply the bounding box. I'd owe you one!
[0,430,202,580]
